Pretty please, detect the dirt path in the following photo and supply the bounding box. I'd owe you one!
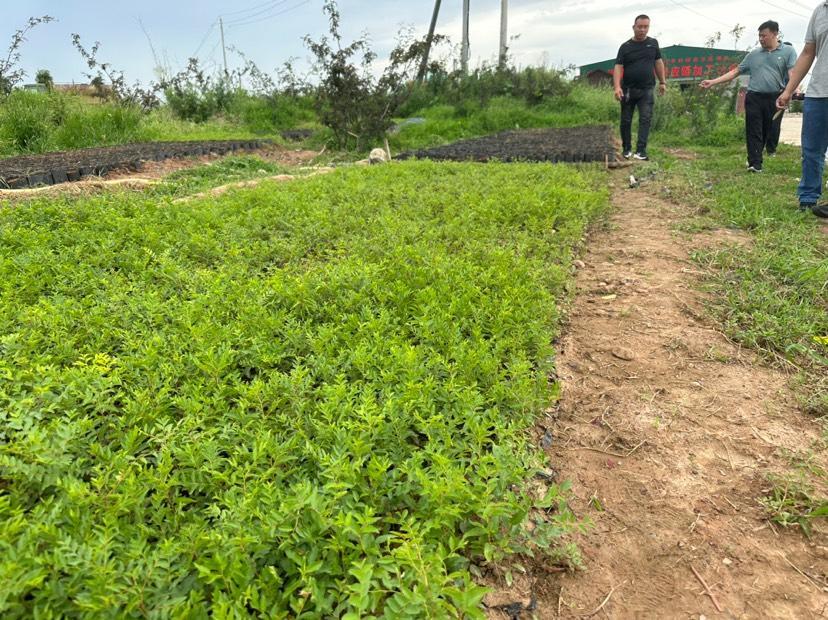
[486,174,827,618]
[780,112,802,147]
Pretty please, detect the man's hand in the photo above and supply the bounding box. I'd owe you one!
[614,86,624,101]
[699,79,713,89]
[777,90,792,110]
[658,82,666,95]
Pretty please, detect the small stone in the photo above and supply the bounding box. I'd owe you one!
[723,558,733,566]
[368,148,388,164]
[611,347,635,361]
[573,259,586,269]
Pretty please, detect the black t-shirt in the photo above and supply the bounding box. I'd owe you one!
[615,37,661,89]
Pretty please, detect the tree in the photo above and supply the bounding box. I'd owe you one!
[35,68,53,90]
[304,1,445,150]
[0,15,54,95]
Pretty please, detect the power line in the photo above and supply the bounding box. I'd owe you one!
[665,0,732,29]
[788,0,815,12]
[223,0,294,26]
[192,20,217,58]
[226,0,310,28]
[759,0,809,19]
[220,0,291,18]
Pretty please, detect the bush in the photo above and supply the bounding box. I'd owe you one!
[652,84,740,143]
[162,59,237,123]
[304,1,438,150]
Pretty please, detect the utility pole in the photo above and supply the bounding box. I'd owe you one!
[417,0,442,84]
[499,0,508,69]
[461,0,470,73]
[220,17,229,81]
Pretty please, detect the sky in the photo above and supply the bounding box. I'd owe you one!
[5,0,818,87]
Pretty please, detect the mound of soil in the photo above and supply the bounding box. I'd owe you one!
[396,126,616,163]
[0,139,272,190]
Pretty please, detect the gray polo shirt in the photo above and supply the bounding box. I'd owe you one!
[738,44,796,93]
[805,1,828,98]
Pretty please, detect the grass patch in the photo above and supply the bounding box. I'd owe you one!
[653,143,828,416]
[0,161,607,616]
[148,155,292,200]
[761,441,828,537]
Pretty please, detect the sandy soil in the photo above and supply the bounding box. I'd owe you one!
[484,171,827,619]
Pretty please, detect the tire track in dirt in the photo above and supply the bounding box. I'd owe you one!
[486,173,828,618]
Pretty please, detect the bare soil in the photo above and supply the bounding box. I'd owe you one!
[485,171,828,619]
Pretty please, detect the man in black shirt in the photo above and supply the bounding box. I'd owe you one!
[613,15,667,160]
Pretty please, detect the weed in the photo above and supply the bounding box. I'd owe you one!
[761,472,828,537]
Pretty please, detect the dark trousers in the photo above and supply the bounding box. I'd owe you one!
[745,90,781,169]
[766,108,784,154]
[620,87,654,153]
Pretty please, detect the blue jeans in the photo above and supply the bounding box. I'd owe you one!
[798,97,828,204]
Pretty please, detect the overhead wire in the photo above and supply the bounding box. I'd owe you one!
[192,20,217,58]
[759,0,809,20]
[225,0,311,28]
[220,0,291,18]
[223,0,294,26]
[788,0,815,12]
[664,0,732,29]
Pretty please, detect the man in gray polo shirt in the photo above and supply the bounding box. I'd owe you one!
[777,1,828,218]
[701,20,796,173]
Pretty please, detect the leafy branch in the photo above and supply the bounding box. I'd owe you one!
[0,15,55,95]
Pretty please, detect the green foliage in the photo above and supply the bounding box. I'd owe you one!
[34,69,53,91]
[303,1,434,150]
[150,155,290,199]
[163,59,238,123]
[0,90,144,155]
[0,91,282,157]
[0,16,54,95]
[652,84,742,145]
[0,161,607,616]
[400,65,573,115]
[0,90,53,151]
[390,85,620,153]
[227,93,317,133]
[761,471,828,537]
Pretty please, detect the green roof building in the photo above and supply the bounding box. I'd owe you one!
[579,45,746,85]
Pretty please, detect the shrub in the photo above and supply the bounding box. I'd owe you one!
[304,1,437,150]
[162,58,237,123]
